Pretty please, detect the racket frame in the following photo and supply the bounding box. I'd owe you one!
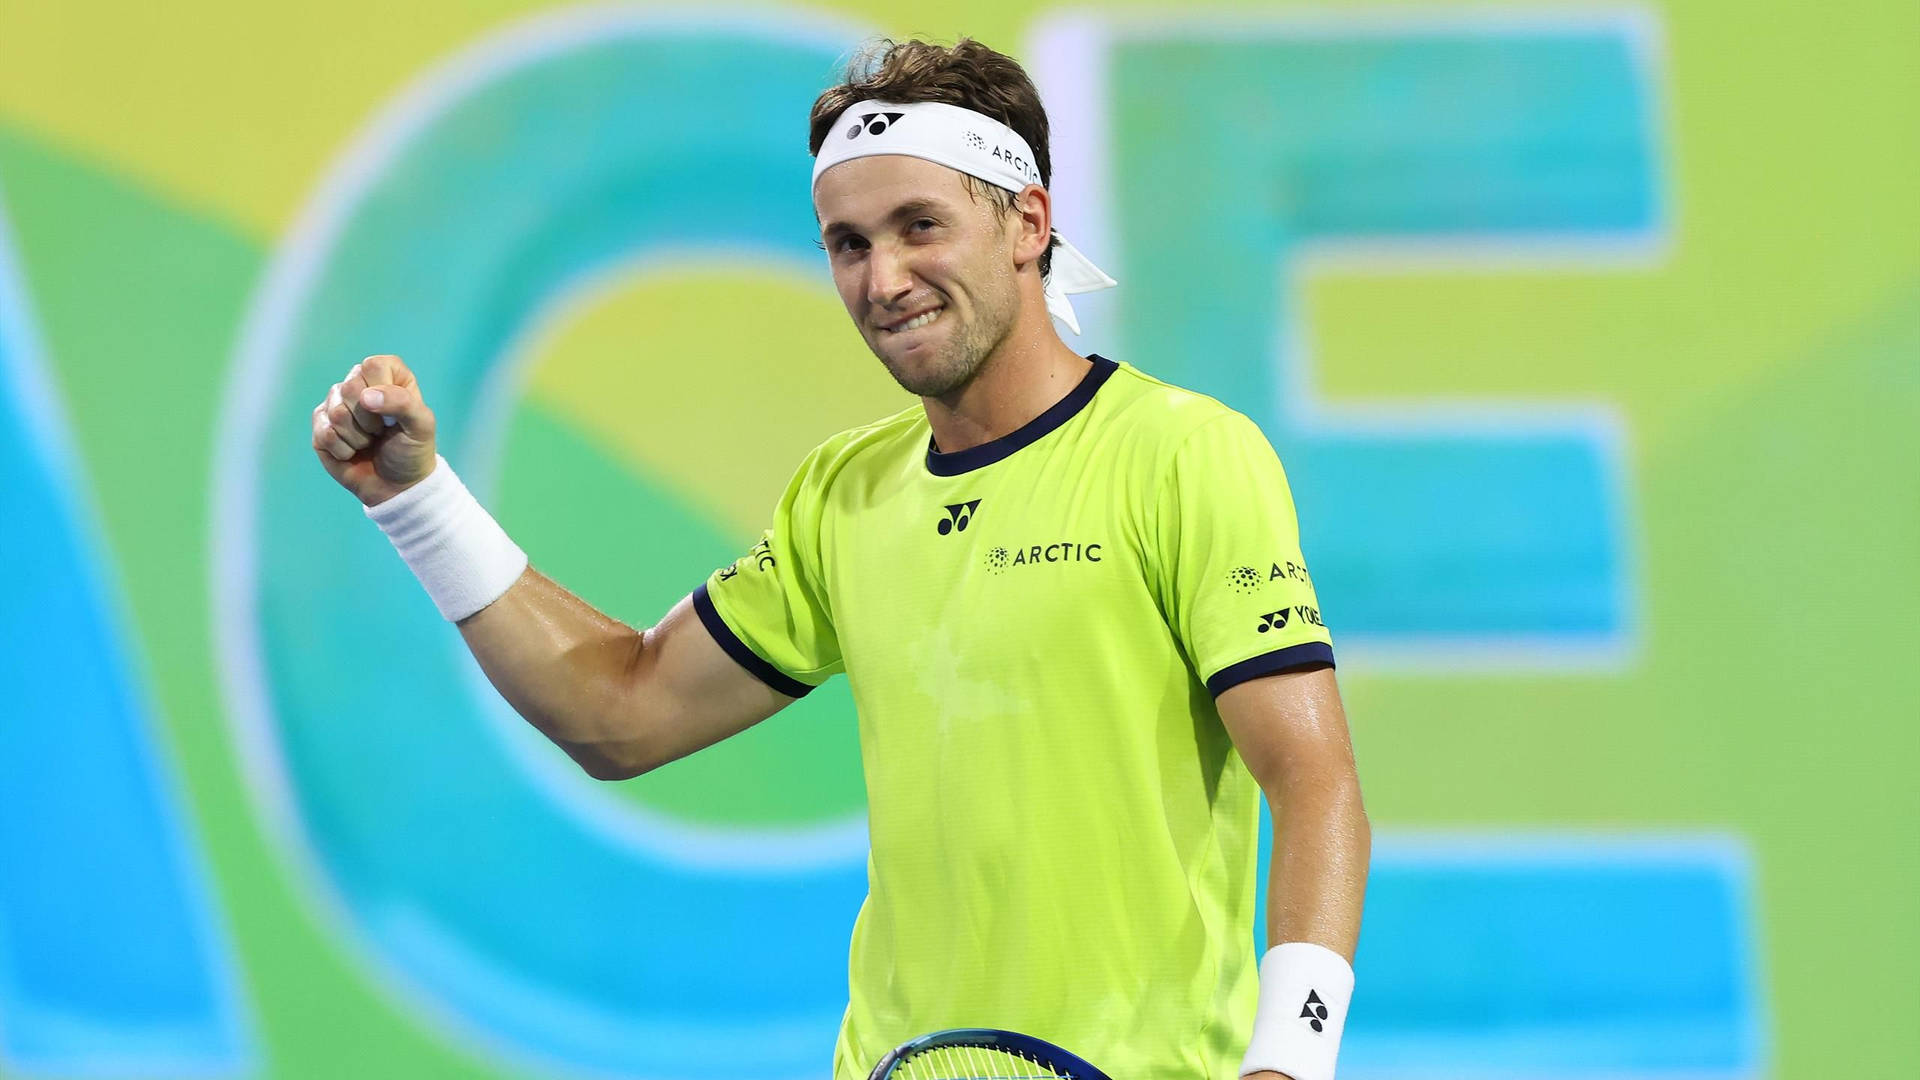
[866,1027,1114,1080]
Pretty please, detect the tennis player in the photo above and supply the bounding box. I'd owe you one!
[311,37,1368,1080]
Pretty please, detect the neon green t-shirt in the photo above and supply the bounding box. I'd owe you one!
[694,355,1333,1079]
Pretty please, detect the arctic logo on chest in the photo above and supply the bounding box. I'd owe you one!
[984,541,1103,575]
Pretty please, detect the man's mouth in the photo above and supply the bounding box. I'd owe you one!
[880,306,945,334]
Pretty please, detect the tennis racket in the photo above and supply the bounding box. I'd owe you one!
[867,1028,1114,1080]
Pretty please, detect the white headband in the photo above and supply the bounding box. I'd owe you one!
[811,99,1116,335]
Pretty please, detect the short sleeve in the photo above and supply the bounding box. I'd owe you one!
[1150,411,1334,696]
[692,444,844,697]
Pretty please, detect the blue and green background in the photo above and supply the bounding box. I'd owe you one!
[0,1,1913,1076]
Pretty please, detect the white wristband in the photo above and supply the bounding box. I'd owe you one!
[364,455,528,622]
[1240,941,1355,1080]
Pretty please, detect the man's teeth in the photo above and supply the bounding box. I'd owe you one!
[888,308,942,333]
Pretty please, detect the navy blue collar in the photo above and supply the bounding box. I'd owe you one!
[925,354,1118,477]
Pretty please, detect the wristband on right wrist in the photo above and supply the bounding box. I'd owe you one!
[364,454,528,622]
[1239,941,1355,1080]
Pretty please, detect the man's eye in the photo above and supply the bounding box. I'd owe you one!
[911,219,937,232]
[833,236,865,253]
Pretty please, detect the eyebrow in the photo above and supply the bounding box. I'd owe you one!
[820,198,948,243]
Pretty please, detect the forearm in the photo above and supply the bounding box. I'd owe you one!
[457,566,654,779]
[1264,778,1370,959]
[1217,667,1365,1079]
[319,367,681,779]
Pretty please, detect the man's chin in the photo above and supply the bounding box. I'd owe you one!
[878,346,974,399]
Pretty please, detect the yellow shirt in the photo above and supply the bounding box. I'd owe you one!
[696,355,1333,1078]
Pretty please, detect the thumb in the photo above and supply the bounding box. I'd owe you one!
[359,384,433,440]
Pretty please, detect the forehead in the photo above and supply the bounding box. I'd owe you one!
[813,154,976,227]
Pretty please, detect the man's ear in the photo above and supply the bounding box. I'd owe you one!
[1010,183,1052,268]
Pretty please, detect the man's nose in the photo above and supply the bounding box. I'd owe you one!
[866,246,913,309]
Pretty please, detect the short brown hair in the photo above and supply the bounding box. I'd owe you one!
[809,38,1058,278]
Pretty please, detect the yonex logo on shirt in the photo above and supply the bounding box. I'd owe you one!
[1258,605,1323,632]
[937,500,981,535]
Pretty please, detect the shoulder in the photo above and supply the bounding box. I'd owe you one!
[1096,359,1262,462]
[787,400,927,493]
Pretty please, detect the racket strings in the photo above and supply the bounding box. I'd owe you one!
[896,1044,1074,1079]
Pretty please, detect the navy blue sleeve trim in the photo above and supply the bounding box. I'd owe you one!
[691,583,817,699]
[1205,642,1336,697]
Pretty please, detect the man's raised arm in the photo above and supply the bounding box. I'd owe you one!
[310,354,795,781]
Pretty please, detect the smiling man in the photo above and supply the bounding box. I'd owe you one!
[311,36,1366,1080]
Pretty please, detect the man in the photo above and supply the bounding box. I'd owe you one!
[311,37,1367,1080]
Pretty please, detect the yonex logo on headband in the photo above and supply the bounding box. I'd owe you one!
[847,111,905,138]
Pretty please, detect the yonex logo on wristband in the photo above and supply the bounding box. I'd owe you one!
[1299,989,1330,1032]
[1245,943,1352,1075]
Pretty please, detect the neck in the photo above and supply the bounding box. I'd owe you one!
[923,298,1090,455]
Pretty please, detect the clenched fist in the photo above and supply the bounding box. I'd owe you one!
[311,354,437,506]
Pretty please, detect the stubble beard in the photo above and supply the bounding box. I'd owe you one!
[874,298,1014,399]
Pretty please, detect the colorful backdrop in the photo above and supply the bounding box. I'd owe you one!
[0,1,1914,1077]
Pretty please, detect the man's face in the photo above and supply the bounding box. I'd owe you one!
[815,154,1022,398]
